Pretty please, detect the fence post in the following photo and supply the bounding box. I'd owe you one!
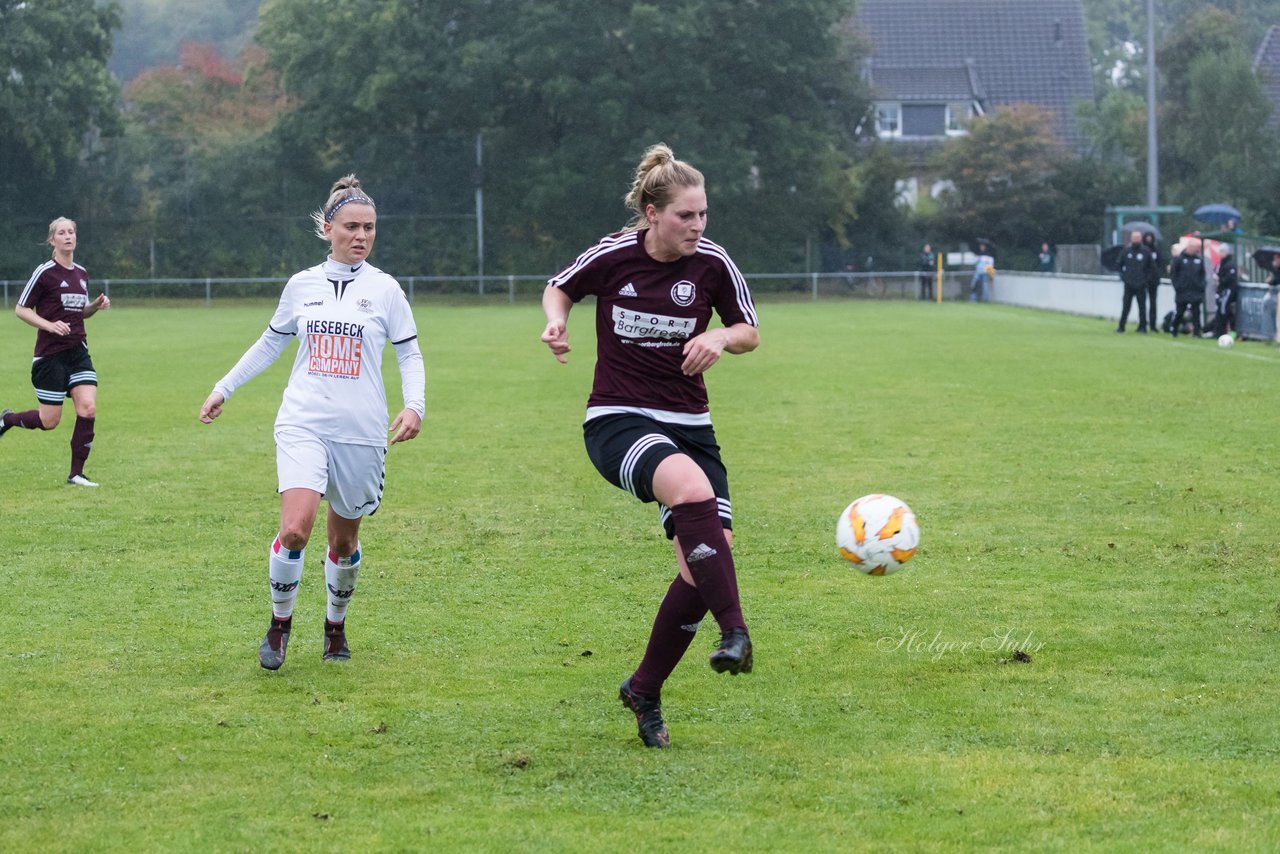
[811,271,818,302]
[2,280,7,309]
[408,276,415,303]
[479,275,485,296]
[103,279,110,299]
[205,278,212,307]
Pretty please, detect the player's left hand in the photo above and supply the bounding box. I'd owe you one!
[389,408,422,445]
[680,330,726,376]
[93,294,111,310]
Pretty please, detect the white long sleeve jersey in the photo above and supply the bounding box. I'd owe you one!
[215,259,425,447]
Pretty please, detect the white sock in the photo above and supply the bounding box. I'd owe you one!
[269,535,304,619]
[325,544,361,623]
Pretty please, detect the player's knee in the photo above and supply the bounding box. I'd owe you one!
[77,402,96,419]
[667,482,715,507]
[39,411,61,430]
[278,527,310,552]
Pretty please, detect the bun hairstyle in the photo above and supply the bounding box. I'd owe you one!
[623,143,704,232]
[311,174,376,239]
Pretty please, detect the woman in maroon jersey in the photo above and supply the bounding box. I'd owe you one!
[541,143,760,748]
[1,217,110,486]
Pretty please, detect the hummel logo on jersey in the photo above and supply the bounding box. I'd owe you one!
[618,283,638,297]
[304,300,325,306]
[686,543,718,562]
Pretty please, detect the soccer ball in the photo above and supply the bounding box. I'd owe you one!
[836,494,920,576]
[1218,333,1235,348]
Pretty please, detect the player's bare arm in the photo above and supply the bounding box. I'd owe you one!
[540,285,573,363]
[15,304,71,336]
[680,323,760,376]
[83,294,111,318]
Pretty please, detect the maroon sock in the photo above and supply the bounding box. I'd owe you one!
[670,498,746,634]
[4,409,44,430]
[630,576,708,697]
[69,416,95,477]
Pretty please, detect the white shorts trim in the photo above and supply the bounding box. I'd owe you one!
[275,427,387,519]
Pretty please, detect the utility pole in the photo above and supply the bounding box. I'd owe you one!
[1146,0,1158,208]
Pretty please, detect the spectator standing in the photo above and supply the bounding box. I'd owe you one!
[1116,230,1152,333]
[1037,242,1055,273]
[1169,238,1207,337]
[918,243,936,300]
[970,243,994,302]
[1142,232,1162,332]
[1211,244,1238,338]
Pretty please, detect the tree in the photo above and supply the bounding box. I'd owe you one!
[0,0,121,268]
[1156,8,1277,225]
[255,0,869,274]
[927,106,1074,258]
[108,0,263,81]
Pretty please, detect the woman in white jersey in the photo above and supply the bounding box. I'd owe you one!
[541,143,760,748]
[199,176,425,670]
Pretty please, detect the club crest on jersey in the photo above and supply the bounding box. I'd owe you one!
[671,280,696,307]
[356,298,374,314]
[618,283,638,297]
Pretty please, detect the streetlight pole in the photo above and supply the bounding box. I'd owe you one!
[1146,0,1158,209]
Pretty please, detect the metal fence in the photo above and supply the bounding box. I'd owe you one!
[1,271,976,307]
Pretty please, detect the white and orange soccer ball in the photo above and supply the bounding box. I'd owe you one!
[836,494,920,575]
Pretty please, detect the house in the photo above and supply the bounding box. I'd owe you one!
[853,0,1094,159]
[1253,26,1280,129]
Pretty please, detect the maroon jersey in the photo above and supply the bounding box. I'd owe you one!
[550,229,758,416]
[18,260,91,358]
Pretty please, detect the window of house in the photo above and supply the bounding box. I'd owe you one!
[946,103,975,135]
[875,103,900,137]
[902,104,946,137]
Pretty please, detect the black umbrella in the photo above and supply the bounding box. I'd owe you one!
[1251,246,1280,271]
[1119,221,1162,242]
[1101,245,1125,272]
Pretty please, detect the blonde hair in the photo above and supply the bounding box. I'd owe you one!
[623,143,704,231]
[46,217,76,248]
[311,174,376,239]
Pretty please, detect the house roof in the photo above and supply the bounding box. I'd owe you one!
[867,64,984,103]
[1253,26,1280,129]
[854,0,1094,148]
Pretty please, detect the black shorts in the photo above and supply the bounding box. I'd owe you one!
[583,413,731,539]
[31,345,97,406]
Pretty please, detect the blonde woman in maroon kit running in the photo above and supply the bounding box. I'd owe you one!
[541,143,760,748]
[2,217,110,486]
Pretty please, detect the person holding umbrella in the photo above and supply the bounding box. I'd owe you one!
[1116,230,1153,333]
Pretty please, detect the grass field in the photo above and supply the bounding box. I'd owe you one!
[2,299,1279,852]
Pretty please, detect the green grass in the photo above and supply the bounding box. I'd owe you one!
[2,300,1280,852]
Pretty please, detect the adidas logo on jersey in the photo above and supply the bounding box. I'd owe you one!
[618,283,638,297]
[60,280,70,288]
[686,543,718,562]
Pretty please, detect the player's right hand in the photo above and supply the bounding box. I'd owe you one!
[540,320,570,364]
[199,391,225,424]
[49,320,71,336]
